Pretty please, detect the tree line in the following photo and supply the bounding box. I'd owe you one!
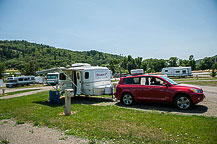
[0,40,216,76]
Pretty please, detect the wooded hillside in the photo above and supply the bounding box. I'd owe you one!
[0,40,121,72]
[0,40,216,75]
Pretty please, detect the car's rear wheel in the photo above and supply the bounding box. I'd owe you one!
[121,93,134,106]
[174,95,191,110]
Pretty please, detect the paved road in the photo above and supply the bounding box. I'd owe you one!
[200,86,217,103]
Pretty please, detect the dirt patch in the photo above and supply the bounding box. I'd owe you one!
[0,119,88,144]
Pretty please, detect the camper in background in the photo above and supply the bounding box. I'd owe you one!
[6,76,35,88]
[161,67,193,77]
[46,72,59,85]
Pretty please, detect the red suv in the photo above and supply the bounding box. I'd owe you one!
[115,75,205,110]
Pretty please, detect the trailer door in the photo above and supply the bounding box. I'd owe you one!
[76,71,81,95]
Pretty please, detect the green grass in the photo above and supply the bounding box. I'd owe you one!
[182,81,217,86]
[0,89,41,97]
[111,80,119,82]
[0,91,217,143]
[0,139,9,144]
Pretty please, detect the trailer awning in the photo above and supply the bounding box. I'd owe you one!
[36,67,66,75]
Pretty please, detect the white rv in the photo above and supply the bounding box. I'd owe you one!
[46,72,59,85]
[161,67,192,77]
[6,76,35,88]
[37,63,113,96]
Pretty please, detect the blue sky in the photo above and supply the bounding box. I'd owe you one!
[0,0,217,60]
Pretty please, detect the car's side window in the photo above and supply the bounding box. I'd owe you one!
[148,77,165,86]
[141,77,150,85]
[133,77,140,84]
[140,77,146,85]
[124,77,141,85]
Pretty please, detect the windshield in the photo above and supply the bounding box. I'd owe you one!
[47,75,58,79]
[160,76,178,85]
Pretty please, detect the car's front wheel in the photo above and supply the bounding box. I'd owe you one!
[174,95,191,110]
[121,93,134,106]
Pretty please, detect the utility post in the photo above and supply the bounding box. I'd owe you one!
[33,62,35,76]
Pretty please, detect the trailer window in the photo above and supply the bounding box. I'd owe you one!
[19,78,23,81]
[47,75,57,79]
[182,70,186,74]
[165,70,168,72]
[85,72,89,79]
[175,71,180,73]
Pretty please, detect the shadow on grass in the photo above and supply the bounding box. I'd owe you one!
[33,96,114,107]
[115,102,208,114]
[33,96,208,115]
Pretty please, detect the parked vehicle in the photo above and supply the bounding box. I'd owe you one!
[6,76,35,88]
[161,67,192,77]
[37,63,113,96]
[114,75,205,109]
[59,63,113,96]
[35,76,44,84]
[46,73,59,85]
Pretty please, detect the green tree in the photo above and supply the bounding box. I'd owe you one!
[23,61,39,75]
[210,63,217,77]
[196,57,215,70]
[127,55,136,73]
[189,55,196,70]
[134,57,143,69]
[0,62,5,79]
[168,57,178,67]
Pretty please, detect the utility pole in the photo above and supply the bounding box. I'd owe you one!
[33,62,35,75]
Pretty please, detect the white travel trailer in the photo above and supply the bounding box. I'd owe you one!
[59,63,113,96]
[6,76,35,88]
[161,67,192,77]
[37,63,113,96]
